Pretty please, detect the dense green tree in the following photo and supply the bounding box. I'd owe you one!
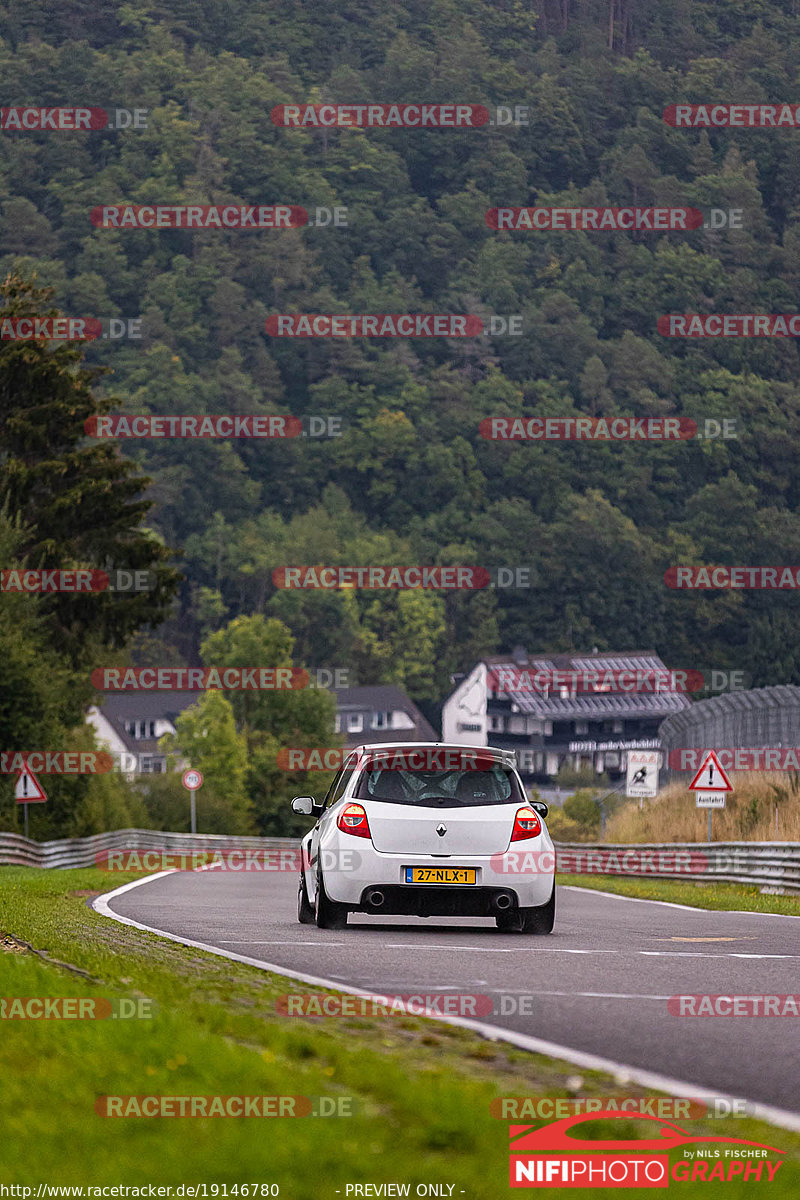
[162,691,255,834]
[198,614,339,833]
[4,0,800,724]
[0,276,181,676]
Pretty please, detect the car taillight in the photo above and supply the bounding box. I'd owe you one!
[337,803,372,839]
[510,806,541,841]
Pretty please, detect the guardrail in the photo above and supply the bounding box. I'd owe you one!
[0,830,799,892]
[554,842,800,893]
[0,829,295,870]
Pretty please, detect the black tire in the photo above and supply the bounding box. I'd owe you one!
[314,869,348,930]
[297,869,315,925]
[495,883,555,934]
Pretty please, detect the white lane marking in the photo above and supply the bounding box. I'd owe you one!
[385,945,616,954]
[386,944,513,952]
[110,901,234,908]
[215,940,347,946]
[495,991,673,1000]
[658,936,758,941]
[730,952,800,958]
[385,943,800,961]
[92,873,800,1136]
[562,884,800,917]
[638,951,799,960]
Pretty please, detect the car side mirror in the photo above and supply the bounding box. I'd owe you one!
[292,796,320,817]
[531,800,549,819]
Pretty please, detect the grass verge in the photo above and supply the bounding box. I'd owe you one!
[0,866,797,1197]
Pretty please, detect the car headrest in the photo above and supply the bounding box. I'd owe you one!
[453,771,496,804]
[371,770,410,800]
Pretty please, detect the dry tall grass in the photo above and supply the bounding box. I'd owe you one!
[603,773,800,843]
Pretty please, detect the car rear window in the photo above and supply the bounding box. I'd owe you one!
[353,765,524,807]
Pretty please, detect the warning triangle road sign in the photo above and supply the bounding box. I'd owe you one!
[687,750,733,793]
[14,767,48,804]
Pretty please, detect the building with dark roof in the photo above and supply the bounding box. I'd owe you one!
[88,683,437,775]
[87,691,199,776]
[334,685,438,746]
[442,648,690,782]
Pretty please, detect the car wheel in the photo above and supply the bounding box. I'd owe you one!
[314,868,348,930]
[496,883,555,934]
[297,870,315,925]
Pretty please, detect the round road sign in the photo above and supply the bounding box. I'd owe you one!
[182,768,204,791]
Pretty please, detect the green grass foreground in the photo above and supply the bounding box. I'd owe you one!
[0,867,798,1197]
[558,874,800,915]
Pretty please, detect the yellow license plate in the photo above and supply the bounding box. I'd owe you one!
[404,867,477,885]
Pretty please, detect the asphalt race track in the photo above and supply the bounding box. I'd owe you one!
[98,872,800,1119]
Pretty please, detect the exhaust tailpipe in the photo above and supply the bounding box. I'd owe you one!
[493,891,514,911]
[367,889,385,908]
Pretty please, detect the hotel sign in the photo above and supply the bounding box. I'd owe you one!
[568,738,661,753]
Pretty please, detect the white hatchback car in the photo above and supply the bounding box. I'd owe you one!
[292,742,555,933]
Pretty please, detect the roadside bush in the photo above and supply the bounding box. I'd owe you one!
[605,774,800,842]
[555,765,610,790]
[546,790,603,842]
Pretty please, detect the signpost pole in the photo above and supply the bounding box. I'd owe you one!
[23,802,28,839]
[182,769,204,835]
[593,776,630,835]
[190,791,197,835]
[689,751,732,841]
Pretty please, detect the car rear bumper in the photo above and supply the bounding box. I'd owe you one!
[315,834,555,909]
[358,883,527,917]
